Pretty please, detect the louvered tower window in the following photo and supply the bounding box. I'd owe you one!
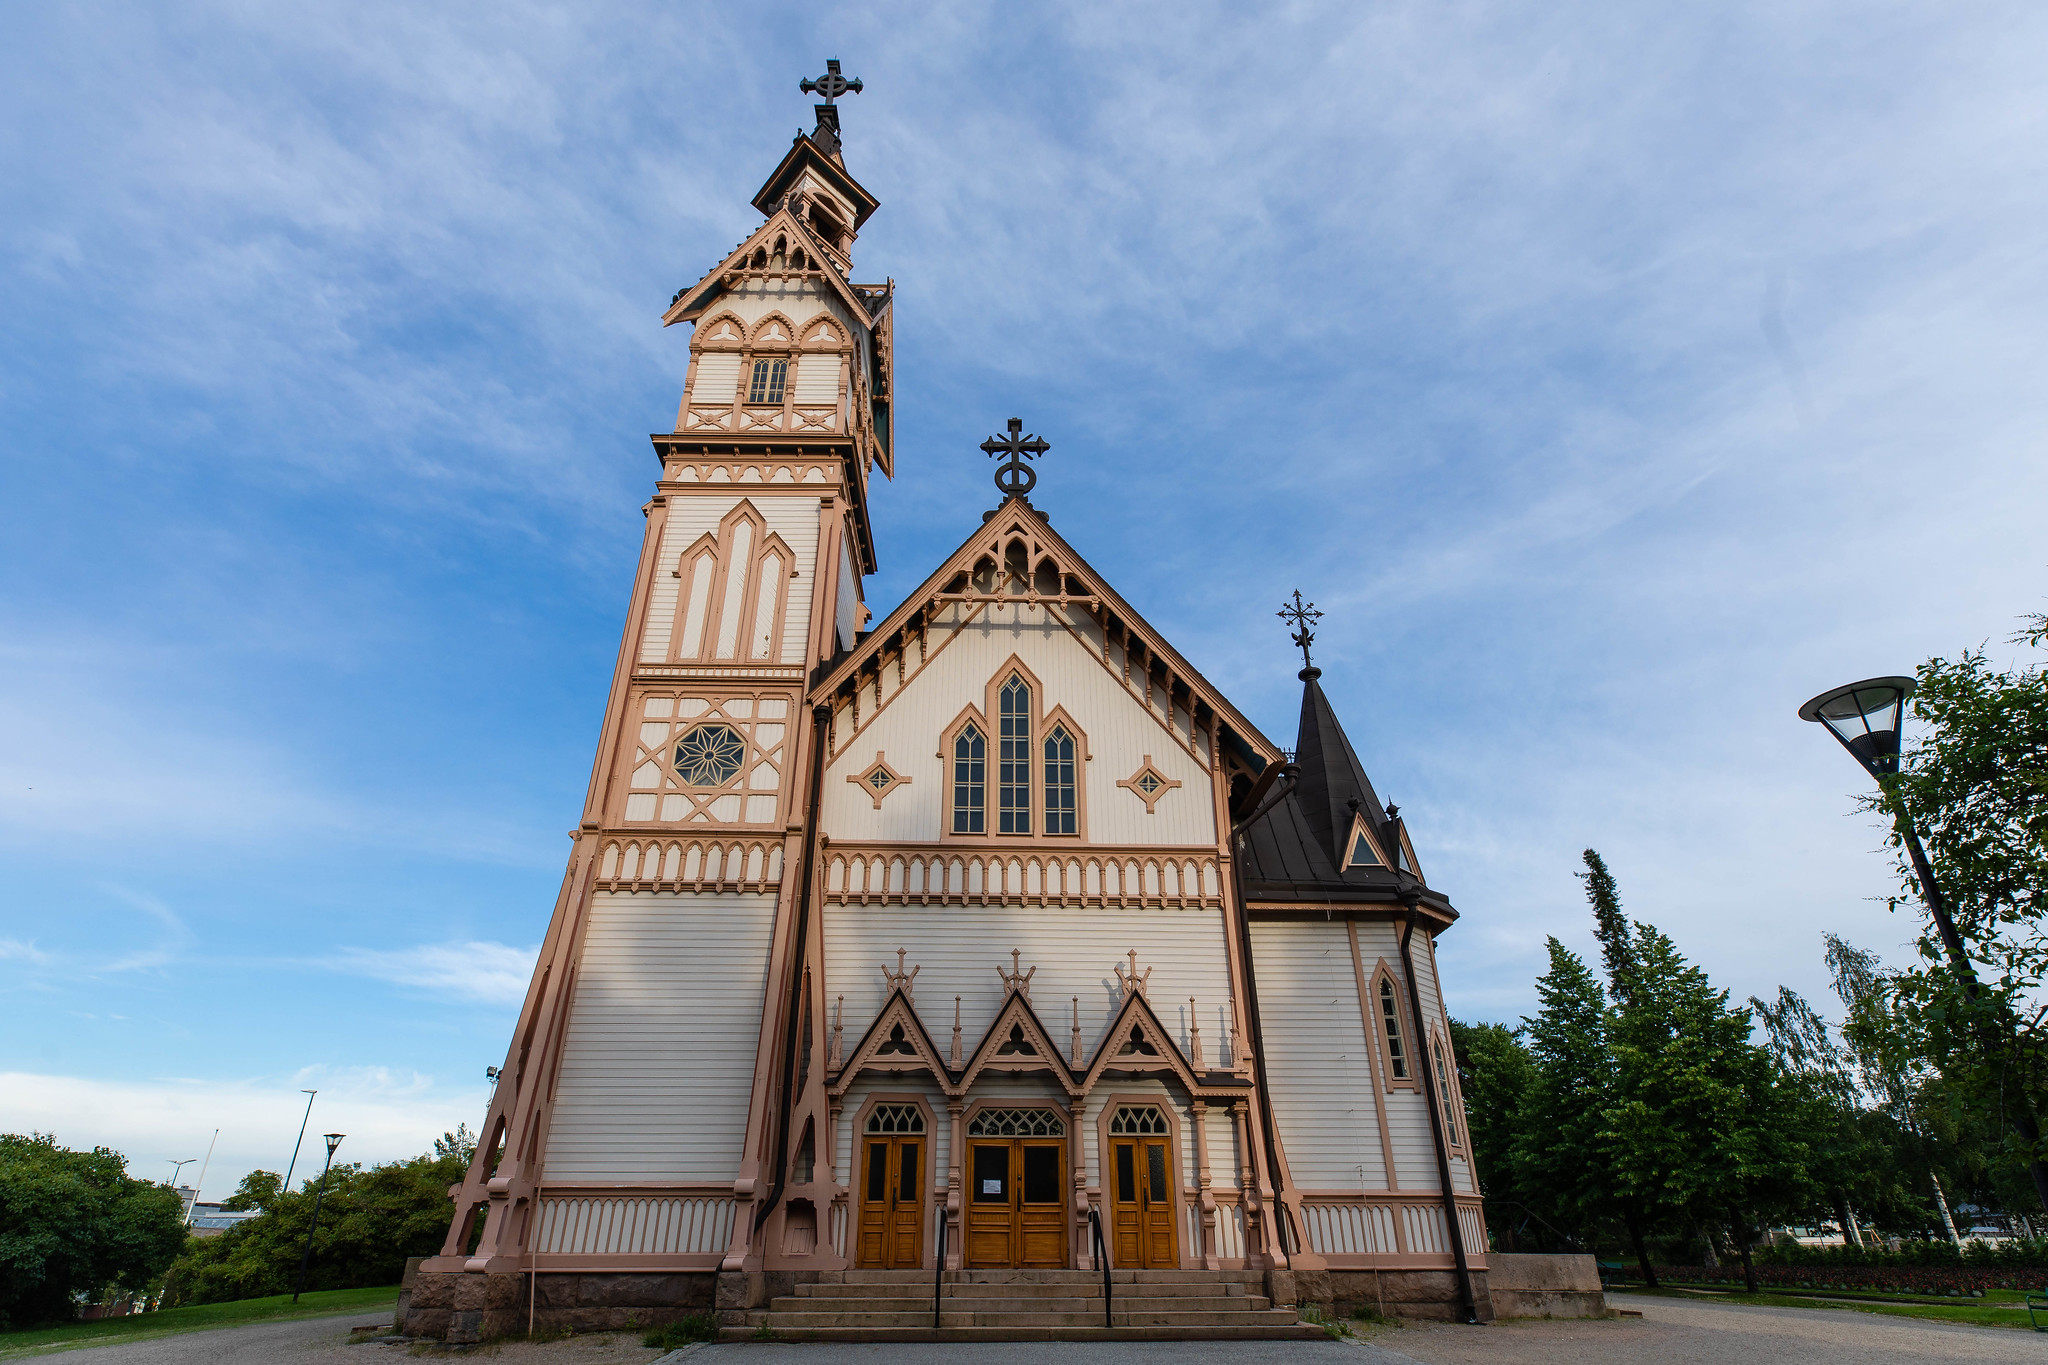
[998,675,1031,834]
[747,358,787,404]
[952,724,986,833]
[1043,724,1076,835]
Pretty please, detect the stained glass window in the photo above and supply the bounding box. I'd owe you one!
[673,724,745,787]
[1044,724,1076,835]
[998,676,1032,834]
[952,724,985,833]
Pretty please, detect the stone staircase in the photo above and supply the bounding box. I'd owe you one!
[736,1267,1325,1341]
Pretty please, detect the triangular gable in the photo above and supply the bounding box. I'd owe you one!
[811,495,1281,765]
[1079,987,1207,1095]
[663,204,878,329]
[1342,811,1390,871]
[830,988,950,1094]
[959,990,1079,1094]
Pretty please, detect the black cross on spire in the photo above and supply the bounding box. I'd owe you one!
[981,418,1051,498]
[1277,590,1322,672]
[800,59,863,105]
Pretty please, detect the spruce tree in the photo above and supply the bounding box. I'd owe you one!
[1513,939,1619,1260]
[1579,849,1638,1003]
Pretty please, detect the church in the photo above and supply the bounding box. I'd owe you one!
[405,65,1492,1341]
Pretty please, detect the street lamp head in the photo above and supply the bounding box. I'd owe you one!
[322,1133,345,1157]
[1798,675,1916,779]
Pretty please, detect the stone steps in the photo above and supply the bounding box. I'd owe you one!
[753,1266,1312,1340]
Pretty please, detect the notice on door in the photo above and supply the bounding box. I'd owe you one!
[982,1179,1002,1194]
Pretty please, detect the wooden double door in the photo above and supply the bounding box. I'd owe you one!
[856,1135,925,1268]
[1109,1136,1178,1268]
[966,1138,1068,1268]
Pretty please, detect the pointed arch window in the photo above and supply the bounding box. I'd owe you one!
[952,724,986,833]
[747,358,787,405]
[997,675,1032,834]
[1377,976,1409,1080]
[1043,723,1077,835]
[1432,1033,1461,1147]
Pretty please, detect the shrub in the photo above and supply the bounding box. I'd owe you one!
[642,1312,719,1349]
[0,1133,189,1328]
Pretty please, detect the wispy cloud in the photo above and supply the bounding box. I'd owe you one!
[326,941,538,1006]
[0,939,51,964]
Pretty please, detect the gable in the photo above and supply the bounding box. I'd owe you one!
[819,603,1218,846]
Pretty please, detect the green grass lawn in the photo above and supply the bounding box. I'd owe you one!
[1614,1282,2040,1331]
[0,1286,400,1359]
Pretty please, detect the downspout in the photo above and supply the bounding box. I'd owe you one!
[1399,897,1480,1324]
[1228,765,1300,1254]
[755,703,833,1232]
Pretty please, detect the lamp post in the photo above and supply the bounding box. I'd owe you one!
[1800,675,2048,1210]
[291,1133,345,1304]
[168,1158,197,1220]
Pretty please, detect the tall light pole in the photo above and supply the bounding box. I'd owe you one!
[1800,675,2048,1212]
[291,1133,345,1304]
[167,1158,197,1219]
[188,1129,220,1225]
[283,1090,317,1196]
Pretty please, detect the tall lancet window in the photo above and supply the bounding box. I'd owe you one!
[1378,977,1409,1079]
[1043,724,1076,835]
[997,675,1032,834]
[747,358,787,405]
[952,724,986,833]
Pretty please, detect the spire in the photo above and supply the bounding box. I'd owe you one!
[1293,667,1391,863]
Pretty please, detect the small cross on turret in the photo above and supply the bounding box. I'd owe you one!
[799,59,864,156]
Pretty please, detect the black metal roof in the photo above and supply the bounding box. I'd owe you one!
[1237,667,1457,919]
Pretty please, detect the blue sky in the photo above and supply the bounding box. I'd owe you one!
[4,2,2046,1199]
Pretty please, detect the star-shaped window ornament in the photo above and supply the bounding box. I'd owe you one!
[1117,756,1182,814]
[846,751,910,810]
[673,724,746,788]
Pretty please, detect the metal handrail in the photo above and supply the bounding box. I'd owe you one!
[932,1206,948,1329]
[1089,1206,1113,1328]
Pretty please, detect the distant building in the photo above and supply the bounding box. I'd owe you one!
[185,1199,261,1238]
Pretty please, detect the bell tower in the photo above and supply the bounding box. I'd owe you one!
[418,64,891,1321]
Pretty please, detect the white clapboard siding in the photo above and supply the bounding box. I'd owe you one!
[1203,1104,1242,1190]
[824,902,1231,1067]
[793,355,840,404]
[1247,920,1388,1189]
[1356,920,1451,1190]
[691,354,741,405]
[640,493,817,667]
[820,606,1216,847]
[543,891,776,1182]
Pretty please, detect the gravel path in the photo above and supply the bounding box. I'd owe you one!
[1387,1293,2040,1365]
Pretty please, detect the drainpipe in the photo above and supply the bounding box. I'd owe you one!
[755,703,833,1232]
[1227,765,1299,1259]
[1399,897,1480,1324]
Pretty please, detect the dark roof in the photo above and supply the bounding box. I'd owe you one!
[1237,667,1456,919]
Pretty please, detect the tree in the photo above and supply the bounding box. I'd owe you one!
[1449,1019,1536,1249]
[1867,618,2048,1209]
[1579,849,1637,1001]
[0,1133,189,1328]
[1513,940,1621,1264]
[161,1130,474,1306]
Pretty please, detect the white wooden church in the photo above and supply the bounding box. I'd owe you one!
[408,66,1491,1340]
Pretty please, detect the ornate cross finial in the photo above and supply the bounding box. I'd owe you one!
[1113,949,1152,999]
[800,59,863,105]
[882,948,919,999]
[998,948,1036,1000]
[981,418,1051,498]
[1277,589,1322,671]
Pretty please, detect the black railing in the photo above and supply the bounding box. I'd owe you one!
[932,1207,948,1329]
[1088,1206,1113,1328]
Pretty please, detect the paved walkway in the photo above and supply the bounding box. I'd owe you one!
[24,1294,2039,1364]
[1389,1293,2039,1365]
